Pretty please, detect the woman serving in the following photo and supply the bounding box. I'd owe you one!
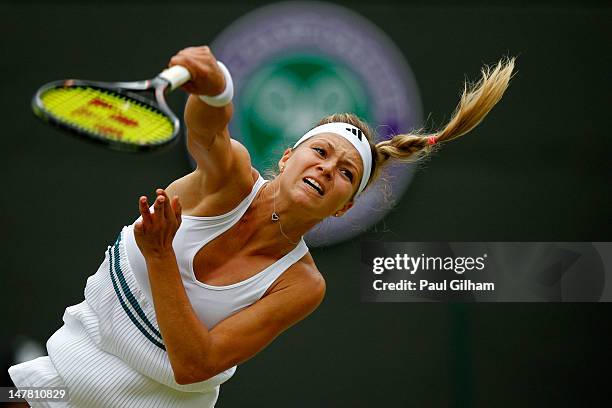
[9,46,515,407]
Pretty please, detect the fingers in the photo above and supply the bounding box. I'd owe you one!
[139,189,181,233]
[153,193,166,221]
[180,82,198,95]
[157,189,173,221]
[169,55,195,75]
[139,196,152,227]
[167,46,222,96]
[172,195,182,225]
[156,189,182,228]
[168,46,216,71]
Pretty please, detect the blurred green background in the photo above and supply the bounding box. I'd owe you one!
[0,1,610,407]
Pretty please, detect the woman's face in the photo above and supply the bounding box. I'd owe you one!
[278,133,364,219]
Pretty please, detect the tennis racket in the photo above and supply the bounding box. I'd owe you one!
[32,66,192,152]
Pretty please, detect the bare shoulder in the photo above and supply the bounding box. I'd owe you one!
[297,254,325,292]
[195,138,254,194]
[264,252,325,302]
[165,139,260,216]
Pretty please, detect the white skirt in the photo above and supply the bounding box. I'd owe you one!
[8,231,235,408]
[8,356,68,408]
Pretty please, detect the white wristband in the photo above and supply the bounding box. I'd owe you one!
[198,61,234,107]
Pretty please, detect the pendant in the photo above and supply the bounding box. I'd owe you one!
[271,212,279,221]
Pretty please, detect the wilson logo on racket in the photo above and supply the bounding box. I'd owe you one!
[32,66,192,152]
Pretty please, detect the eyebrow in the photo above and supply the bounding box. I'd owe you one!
[318,140,360,175]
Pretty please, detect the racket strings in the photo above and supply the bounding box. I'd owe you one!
[40,87,174,145]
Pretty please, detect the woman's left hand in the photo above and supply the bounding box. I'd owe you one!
[134,189,182,259]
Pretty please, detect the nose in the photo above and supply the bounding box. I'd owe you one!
[317,161,333,180]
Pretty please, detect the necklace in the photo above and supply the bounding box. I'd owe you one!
[270,181,300,245]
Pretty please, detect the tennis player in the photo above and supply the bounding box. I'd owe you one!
[9,46,515,407]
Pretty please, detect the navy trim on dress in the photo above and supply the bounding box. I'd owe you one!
[109,234,166,351]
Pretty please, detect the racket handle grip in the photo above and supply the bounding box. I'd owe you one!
[159,65,191,91]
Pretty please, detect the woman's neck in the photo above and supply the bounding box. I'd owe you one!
[244,178,320,254]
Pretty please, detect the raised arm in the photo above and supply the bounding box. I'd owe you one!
[169,46,251,193]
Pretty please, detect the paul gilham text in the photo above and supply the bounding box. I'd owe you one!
[372,279,495,291]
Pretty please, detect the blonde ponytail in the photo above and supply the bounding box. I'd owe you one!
[372,56,516,179]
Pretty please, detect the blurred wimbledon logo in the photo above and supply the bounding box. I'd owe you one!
[207,2,422,246]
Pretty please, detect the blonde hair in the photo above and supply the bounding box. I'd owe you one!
[315,55,517,196]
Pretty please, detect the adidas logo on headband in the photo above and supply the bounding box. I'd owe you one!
[346,127,364,141]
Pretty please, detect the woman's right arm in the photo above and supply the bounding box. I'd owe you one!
[169,46,252,194]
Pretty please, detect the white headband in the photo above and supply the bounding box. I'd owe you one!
[293,122,372,197]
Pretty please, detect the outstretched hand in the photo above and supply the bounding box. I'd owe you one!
[134,189,182,259]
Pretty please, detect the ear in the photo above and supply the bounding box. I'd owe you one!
[278,147,293,172]
[334,200,354,217]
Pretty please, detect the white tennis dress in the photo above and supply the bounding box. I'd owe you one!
[8,174,309,407]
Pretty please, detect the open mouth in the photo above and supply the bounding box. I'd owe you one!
[303,177,324,196]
